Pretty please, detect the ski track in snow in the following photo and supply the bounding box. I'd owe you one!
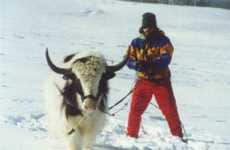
[1,0,230,149]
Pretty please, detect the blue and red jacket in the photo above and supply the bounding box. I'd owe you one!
[126,31,174,80]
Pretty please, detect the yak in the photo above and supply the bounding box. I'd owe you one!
[44,48,127,150]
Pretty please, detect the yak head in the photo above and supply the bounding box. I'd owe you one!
[45,48,127,117]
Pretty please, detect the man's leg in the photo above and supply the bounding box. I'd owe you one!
[153,80,183,137]
[127,79,153,138]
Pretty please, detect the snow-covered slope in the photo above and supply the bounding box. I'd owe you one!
[1,0,230,149]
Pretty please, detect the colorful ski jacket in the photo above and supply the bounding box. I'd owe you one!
[127,31,174,80]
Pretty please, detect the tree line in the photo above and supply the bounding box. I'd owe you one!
[122,0,230,9]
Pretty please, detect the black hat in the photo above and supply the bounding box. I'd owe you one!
[142,12,157,28]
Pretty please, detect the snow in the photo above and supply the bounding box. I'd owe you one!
[1,0,230,149]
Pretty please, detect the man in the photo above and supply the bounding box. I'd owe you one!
[126,12,184,140]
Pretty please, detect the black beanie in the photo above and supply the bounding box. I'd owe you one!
[142,12,157,28]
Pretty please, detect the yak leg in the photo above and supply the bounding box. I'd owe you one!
[67,130,82,150]
[81,131,97,150]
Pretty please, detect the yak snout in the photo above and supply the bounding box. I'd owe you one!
[83,97,97,113]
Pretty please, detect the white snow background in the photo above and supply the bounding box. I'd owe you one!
[0,0,230,149]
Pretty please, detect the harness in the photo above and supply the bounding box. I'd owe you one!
[54,76,107,135]
[62,75,101,103]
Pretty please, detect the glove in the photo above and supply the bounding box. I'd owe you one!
[127,59,138,70]
[150,53,171,70]
[127,59,147,72]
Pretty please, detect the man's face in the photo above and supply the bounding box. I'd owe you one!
[142,27,154,37]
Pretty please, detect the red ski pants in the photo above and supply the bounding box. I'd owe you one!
[127,78,183,138]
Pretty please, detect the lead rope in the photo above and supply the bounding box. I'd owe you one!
[103,84,230,145]
[109,101,129,116]
[101,89,133,116]
[108,89,133,110]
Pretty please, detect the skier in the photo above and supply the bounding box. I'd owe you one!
[126,12,185,141]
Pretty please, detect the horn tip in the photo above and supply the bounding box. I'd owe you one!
[45,48,49,58]
[45,48,49,53]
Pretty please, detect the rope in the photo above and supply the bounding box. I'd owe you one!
[108,89,133,110]
[100,88,133,117]
[150,102,159,109]
[110,101,129,116]
[104,87,230,145]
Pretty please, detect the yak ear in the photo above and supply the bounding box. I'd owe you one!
[103,72,116,80]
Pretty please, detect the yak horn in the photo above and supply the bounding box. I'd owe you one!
[45,48,72,75]
[106,55,128,73]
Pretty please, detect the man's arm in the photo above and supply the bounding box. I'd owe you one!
[126,37,147,71]
[150,53,171,70]
[127,58,147,72]
[150,40,174,71]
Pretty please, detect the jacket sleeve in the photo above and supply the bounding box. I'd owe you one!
[151,53,171,70]
[150,39,174,70]
[126,37,148,71]
[126,38,141,71]
[127,58,138,70]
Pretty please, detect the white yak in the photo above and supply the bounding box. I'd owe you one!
[44,48,127,150]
